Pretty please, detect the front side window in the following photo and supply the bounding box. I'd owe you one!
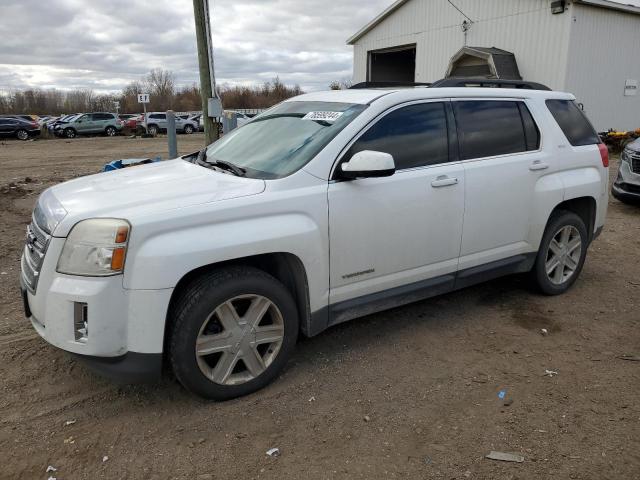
[204,101,367,179]
[453,100,536,160]
[345,102,449,170]
[545,99,599,146]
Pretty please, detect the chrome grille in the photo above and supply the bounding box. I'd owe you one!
[627,149,640,174]
[21,215,51,293]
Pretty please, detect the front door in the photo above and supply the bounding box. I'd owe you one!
[75,114,94,133]
[328,101,465,317]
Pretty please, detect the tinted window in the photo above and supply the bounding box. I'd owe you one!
[347,102,448,169]
[453,101,529,160]
[92,113,113,120]
[149,114,165,120]
[518,103,540,151]
[545,99,599,146]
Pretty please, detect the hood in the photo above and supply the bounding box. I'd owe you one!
[627,137,640,153]
[50,159,265,235]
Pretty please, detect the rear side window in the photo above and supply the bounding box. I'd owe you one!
[347,102,449,169]
[545,99,599,146]
[149,113,166,120]
[453,101,538,160]
[92,113,113,120]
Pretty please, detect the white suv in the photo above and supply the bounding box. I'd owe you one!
[21,83,609,399]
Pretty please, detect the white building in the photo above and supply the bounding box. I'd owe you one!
[348,0,640,130]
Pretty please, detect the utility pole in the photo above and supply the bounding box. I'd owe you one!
[193,0,221,145]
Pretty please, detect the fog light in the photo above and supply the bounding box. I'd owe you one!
[74,302,88,343]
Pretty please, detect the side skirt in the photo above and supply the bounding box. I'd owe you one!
[310,253,536,334]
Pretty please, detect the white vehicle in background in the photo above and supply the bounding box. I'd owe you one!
[145,112,198,135]
[612,137,640,204]
[21,79,608,400]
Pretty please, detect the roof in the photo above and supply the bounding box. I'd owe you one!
[347,0,640,45]
[446,46,522,80]
[284,89,394,105]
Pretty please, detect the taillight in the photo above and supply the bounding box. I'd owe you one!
[31,122,38,128]
[598,143,609,168]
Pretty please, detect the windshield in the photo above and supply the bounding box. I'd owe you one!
[202,101,367,179]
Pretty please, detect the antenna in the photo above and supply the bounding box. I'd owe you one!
[448,0,474,45]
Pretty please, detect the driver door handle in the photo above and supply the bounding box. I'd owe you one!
[431,175,458,188]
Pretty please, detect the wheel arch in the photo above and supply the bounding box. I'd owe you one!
[164,252,312,354]
[550,196,597,242]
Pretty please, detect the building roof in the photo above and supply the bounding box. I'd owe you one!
[446,46,522,80]
[346,0,640,45]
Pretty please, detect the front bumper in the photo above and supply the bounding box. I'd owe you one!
[612,159,640,202]
[20,237,173,382]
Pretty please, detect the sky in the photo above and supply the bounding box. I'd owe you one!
[0,0,394,93]
[2,0,639,93]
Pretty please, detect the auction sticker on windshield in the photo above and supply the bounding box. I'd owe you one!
[302,111,344,122]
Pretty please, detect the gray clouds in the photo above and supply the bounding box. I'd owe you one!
[0,0,394,92]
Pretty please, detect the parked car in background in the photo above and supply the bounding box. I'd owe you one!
[54,112,123,138]
[145,112,198,135]
[612,137,640,204]
[118,114,138,130]
[1,114,37,123]
[0,117,41,140]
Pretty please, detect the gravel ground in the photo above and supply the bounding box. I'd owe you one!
[0,135,638,480]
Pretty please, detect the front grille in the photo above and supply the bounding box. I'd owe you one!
[21,215,51,293]
[628,150,640,174]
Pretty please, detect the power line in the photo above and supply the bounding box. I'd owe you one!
[447,0,474,23]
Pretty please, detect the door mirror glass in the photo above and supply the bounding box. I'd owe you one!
[340,150,395,179]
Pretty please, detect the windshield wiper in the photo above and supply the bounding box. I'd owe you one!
[196,149,246,177]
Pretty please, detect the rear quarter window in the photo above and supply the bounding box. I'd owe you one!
[545,99,599,146]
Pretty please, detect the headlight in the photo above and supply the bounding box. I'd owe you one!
[34,188,67,234]
[57,219,130,276]
[621,149,631,164]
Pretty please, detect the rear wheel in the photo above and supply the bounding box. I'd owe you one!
[531,211,588,295]
[64,128,76,139]
[105,126,117,136]
[16,129,29,141]
[168,266,299,400]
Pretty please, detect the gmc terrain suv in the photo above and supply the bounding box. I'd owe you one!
[21,82,609,400]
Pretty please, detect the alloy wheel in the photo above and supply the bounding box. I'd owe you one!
[195,294,285,385]
[545,225,582,285]
[16,129,28,140]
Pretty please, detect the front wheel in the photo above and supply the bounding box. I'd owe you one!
[147,124,158,136]
[168,266,299,400]
[531,211,588,295]
[184,124,194,134]
[64,128,76,139]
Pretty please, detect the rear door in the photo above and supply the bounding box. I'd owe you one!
[0,119,14,136]
[328,100,465,310]
[453,99,552,272]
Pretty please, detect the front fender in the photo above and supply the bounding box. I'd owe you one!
[122,212,328,311]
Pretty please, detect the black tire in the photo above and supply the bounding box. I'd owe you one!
[531,210,588,295]
[105,126,117,136]
[184,124,194,134]
[168,266,299,400]
[64,128,76,139]
[148,124,158,136]
[16,129,29,141]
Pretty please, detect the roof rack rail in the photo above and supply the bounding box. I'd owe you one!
[430,77,551,91]
[349,81,431,89]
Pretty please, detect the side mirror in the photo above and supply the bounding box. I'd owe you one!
[340,150,395,180]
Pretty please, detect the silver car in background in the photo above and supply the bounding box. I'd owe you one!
[612,138,640,204]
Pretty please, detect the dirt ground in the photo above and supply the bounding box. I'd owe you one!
[0,135,638,480]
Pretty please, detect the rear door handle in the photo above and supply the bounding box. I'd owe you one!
[529,161,549,171]
[431,175,458,188]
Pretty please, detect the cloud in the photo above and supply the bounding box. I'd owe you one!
[0,0,394,93]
